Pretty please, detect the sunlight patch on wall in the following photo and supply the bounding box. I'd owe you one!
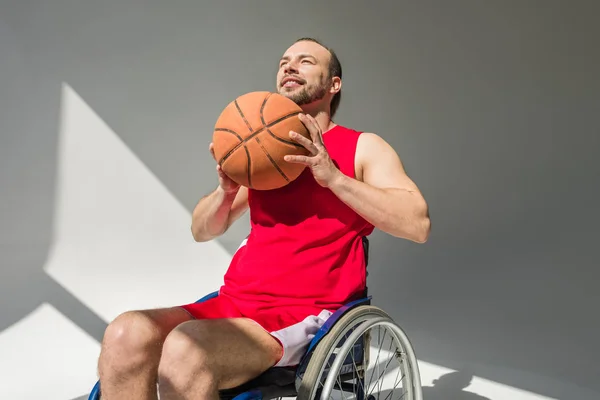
[44,83,232,323]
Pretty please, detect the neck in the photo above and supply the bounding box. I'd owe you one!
[301,105,336,133]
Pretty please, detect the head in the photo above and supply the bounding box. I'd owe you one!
[276,38,342,118]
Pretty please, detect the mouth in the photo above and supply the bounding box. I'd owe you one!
[281,76,305,88]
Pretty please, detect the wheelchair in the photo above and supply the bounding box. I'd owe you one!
[88,237,423,400]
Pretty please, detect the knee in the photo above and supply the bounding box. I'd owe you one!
[158,322,215,391]
[99,311,164,373]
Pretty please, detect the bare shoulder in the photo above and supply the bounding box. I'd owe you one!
[355,132,417,191]
[355,132,400,178]
[356,132,393,156]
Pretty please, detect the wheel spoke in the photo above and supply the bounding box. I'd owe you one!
[296,306,422,400]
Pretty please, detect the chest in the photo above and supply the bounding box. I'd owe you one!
[248,128,364,226]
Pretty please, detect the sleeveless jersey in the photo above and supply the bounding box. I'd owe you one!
[220,125,375,314]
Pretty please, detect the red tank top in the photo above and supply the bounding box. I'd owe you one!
[220,125,374,314]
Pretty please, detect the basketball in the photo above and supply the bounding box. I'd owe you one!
[211,91,311,190]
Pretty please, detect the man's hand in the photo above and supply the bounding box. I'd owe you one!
[209,142,240,194]
[284,114,342,188]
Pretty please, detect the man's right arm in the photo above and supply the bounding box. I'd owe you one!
[191,186,249,242]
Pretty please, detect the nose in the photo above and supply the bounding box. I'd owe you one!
[283,60,298,74]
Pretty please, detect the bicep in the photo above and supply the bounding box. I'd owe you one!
[357,133,419,191]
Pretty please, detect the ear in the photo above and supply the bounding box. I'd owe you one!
[330,76,342,95]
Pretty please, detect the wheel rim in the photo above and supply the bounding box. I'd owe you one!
[309,317,422,400]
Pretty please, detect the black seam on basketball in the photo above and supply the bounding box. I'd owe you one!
[244,144,252,188]
[235,99,255,134]
[255,137,289,182]
[265,128,304,148]
[217,111,301,164]
[259,93,303,148]
[259,93,271,126]
[213,128,243,141]
[261,110,301,131]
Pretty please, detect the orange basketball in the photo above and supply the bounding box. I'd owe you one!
[212,91,311,190]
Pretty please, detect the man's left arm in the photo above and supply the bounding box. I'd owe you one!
[328,132,431,243]
[286,114,430,243]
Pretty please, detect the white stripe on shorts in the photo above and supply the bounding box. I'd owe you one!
[270,310,333,367]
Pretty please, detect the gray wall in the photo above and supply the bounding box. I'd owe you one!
[1,1,598,399]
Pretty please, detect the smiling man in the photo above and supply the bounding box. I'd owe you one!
[96,38,430,400]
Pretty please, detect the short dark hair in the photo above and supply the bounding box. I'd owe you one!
[294,37,342,118]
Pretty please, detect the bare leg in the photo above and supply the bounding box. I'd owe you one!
[98,307,193,400]
[157,318,283,400]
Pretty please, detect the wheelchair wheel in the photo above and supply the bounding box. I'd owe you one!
[296,306,422,400]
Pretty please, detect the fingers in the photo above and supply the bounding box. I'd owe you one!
[284,154,311,164]
[299,114,324,145]
[211,143,239,190]
[216,164,240,189]
[216,164,229,180]
[287,113,327,165]
[289,131,318,154]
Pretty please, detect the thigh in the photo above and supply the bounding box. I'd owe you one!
[173,317,283,389]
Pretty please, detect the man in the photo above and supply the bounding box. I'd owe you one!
[97,37,430,400]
